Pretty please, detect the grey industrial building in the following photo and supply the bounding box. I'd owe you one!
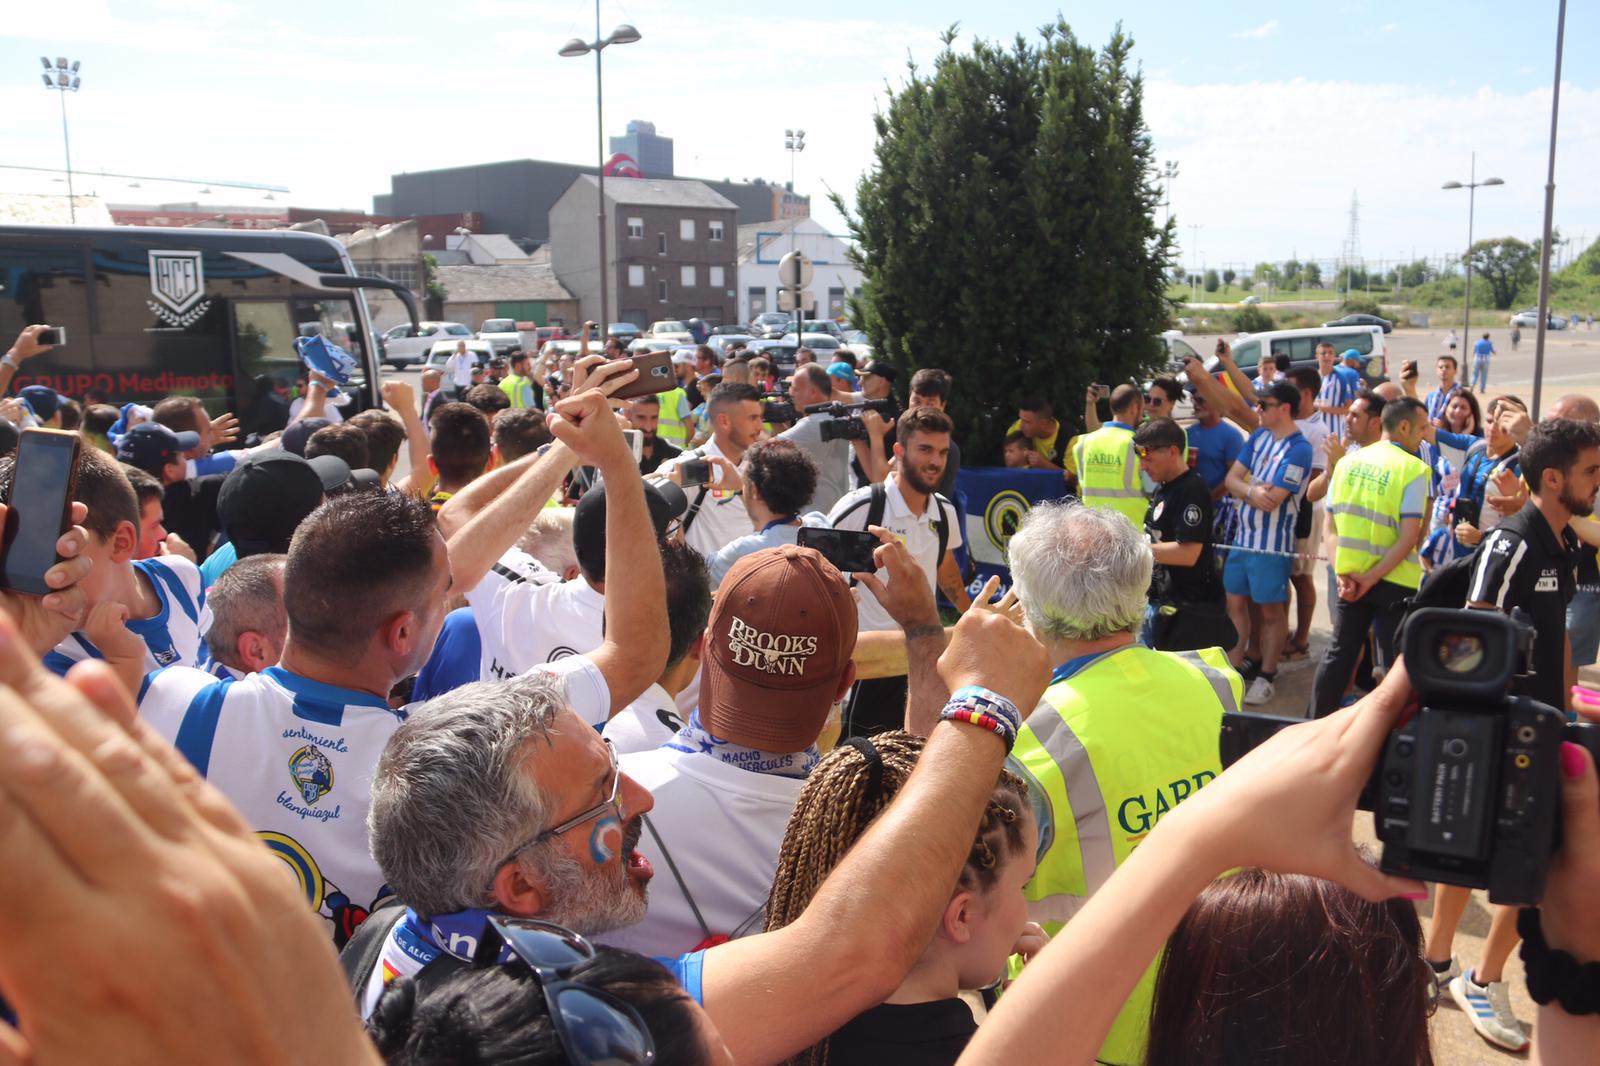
[375,159,806,248]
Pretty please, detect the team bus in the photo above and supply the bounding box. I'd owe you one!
[0,224,418,426]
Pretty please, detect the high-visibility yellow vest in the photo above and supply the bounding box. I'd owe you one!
[1075,423,1146,527]
[657,386,690,447]
[499,373,534,409]
[1008,643,1242,1066]
[1327,440,1430,590]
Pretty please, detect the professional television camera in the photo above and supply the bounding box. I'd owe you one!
[1220,607,1600,905]
[803,399,898,442]
[760,384,798,424]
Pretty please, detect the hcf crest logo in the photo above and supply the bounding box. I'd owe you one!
[147,250,211,327]
[288,745,334,806]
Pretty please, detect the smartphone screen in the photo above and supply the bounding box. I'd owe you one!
[2,429,81,596]
[681,459,712,487]
[796,527,880,573]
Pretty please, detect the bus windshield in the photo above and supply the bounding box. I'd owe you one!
[0,225,389,428]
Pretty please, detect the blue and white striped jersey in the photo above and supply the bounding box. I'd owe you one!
[1315,366,1362,439]
[139,664,408,943]
[1232,428,1315,555]
[44,555,206,677]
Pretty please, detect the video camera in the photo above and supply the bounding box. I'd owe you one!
[1220,607,1600,905]
[803,399,898,443]
[760,386,798,425]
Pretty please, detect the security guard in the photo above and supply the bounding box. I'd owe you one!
[498,351,537,410]
[1005,499,1242,1066]
[655,381,693,448]
[1308,394,1431,717]
[1074,384,1147,527]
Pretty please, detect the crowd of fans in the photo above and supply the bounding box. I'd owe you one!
[2,318,1600,1066]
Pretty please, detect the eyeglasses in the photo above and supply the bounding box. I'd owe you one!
[497,739,624,871]
[475,916,656,1065]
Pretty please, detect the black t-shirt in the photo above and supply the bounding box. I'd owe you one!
[162,474,226,558]
[826,998,978,1066]
[638,436,682,476]
[1146,468,1220,605]
[1467,502,1578,708]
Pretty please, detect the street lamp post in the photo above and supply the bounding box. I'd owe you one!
[38,57,82,224]
[784,129,806,330]
[1161,160,1178,228]
[1441,153,1504,365]
[560,9,641,332]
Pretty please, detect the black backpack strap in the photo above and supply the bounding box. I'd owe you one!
[339,903,406,1004]
[933,495,950,565]
[867,482,887,530]
[642,813,714,945]
[676,450,712,535]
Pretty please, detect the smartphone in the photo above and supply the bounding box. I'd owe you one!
[797,527,881,574]
[36,326,66,346]
[1092,384,1111,400]
[1,429,81,597]
[680,459,712,487]
[1452,497,1481,529]
[611,351,676,400]
[1402,359,1418,378]
[622,428,643,462]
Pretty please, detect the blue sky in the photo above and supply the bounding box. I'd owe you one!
[3,0,1595,270]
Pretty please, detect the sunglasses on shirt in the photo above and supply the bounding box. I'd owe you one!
[473,916,657,1065]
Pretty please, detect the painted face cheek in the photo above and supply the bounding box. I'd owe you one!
[589,813,623,865]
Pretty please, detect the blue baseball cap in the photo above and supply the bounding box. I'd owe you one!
[115,422,199,476]
[1341,348,1363,364]
[826,361,858,387]
[19,385,63,421]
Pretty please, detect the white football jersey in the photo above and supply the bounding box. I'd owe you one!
[139,664,407,943]
[468,550,604,681]
[46,555,206,677]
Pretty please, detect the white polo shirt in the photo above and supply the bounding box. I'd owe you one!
[137,664,408,942]
[601,683,689,754]
[600,745,803,956]
[828,475,962,633]
[467,549,605,681]
[658,437,752,556]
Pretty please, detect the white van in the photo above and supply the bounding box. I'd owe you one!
[1211,324,1388,387]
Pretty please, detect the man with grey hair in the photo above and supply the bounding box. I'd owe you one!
[1004,499,1242,1066]
[202,553,286,679]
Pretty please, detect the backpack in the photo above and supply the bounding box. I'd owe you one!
[1394,542,1482,649]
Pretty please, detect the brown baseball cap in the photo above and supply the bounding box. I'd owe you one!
[700,545,858,753]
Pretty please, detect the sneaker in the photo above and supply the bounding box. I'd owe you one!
[1239,657,1262,681]
[1244,676,1275,705]
[1448,971,1530,1052]
[1428,956,1462,999]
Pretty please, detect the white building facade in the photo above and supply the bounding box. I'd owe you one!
[736,218,862,325]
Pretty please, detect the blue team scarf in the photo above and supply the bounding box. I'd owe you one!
[664,709,820,779]
[393,907,516,968]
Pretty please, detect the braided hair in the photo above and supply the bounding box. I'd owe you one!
[763,731,1029,1066]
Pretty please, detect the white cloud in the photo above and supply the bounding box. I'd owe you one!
[1230,20,1279,40]
[1380,22,1398,33]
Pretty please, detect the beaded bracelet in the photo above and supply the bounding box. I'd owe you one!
[940,688,1019,752]
[948,685,1022,735]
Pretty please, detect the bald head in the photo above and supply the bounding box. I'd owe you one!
[1110,383,1144,419]
[1548,394,1600,423]
[1372,381,1402,402]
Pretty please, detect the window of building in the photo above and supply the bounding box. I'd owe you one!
[679,219,695,241]
[709,220,724,241]
[628,265,645,287]
[657,279,668,302]
[709,265,725,288]
[748,287,767,315]
[627,217,644,239]
[680,265,696,287]
[657,233,667,255]
[828,287,846,317]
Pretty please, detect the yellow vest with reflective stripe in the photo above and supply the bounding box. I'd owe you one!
[656,386,690,447]
[1075,424,1146,527]
[499,373,533,409]
[1328,440,1430,590]
[1008,643,1242,1066]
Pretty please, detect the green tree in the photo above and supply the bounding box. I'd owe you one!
[1222,268,1236,286]
[1279,259,1301,291]
[840,19,1174,460]
[1251,262,1280,291]
[1398,259,1433,288]
[1301,261,1322,288]
[1467,237,1537,310]
[1203,268,1220,293]
[423,253,447,319]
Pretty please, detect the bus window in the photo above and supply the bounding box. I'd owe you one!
[0,242,91,363]
[1231,340,1260,369]
[233,301,299,388]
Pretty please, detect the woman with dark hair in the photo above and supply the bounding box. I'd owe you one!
[1145,868,1434,1066]
[1443,390,1483,438]
[368,932,730,1066]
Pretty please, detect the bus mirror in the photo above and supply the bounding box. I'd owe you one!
[317,274,421,334]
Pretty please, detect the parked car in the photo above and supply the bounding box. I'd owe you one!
[746,340,799,376]
[711,324,750,336]
[840,330,874,360]
[379,320,473,368]
[423,338,495,370]
[649,320,694,344]
[1240,295,1262,305]
[607,322,643,345]
[1188,324,1388,390]
[1323,312,1393,333]
[780,332,843,354]
[1509,309,1569,330]
[477,318,524,355]
[628,339,678,354]
[707,334,757,357]
[750,312,794,339]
